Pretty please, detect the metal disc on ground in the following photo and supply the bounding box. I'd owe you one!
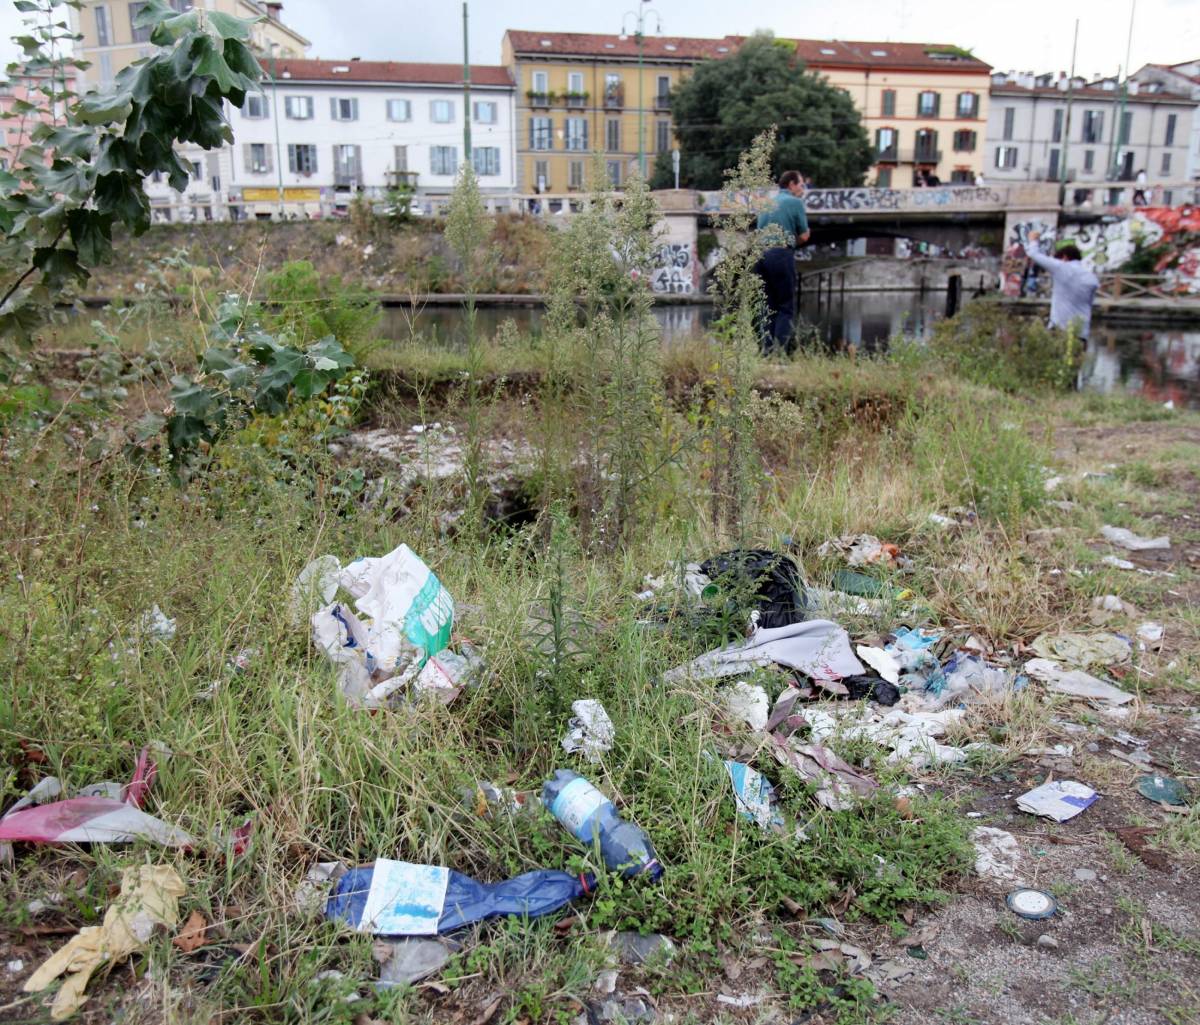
[1006,888,1058,920]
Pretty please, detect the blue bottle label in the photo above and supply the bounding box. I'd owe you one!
[550,777,612,844]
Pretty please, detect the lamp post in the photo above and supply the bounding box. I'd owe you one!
[462,2,471,170]
[268,42,285,218]
[1110,0,1137,182]
[621,1,661,179]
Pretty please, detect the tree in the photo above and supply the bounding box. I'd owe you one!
[650,34,874,190]
[0,0,263,343]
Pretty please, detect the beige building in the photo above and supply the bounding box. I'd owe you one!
[69,0,309,90]
[503,32,992,192]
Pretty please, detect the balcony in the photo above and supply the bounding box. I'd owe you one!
[653,93,671,111]
[565,92,589,108]
[875,145,899,162]
[603,85,624,110]
[526,91,551,109]
[913,148,942,165]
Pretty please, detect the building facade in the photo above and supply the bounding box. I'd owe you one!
[164,60,515,221]
[502,30,737,193]
[0,71,57,171]
[69,0,310,90]
[1132,60,1200,179]
[987,71,1196,186]
[503,31,991,192]
[793,40,992,186]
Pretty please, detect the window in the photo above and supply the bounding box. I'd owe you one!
[952,129,976,152]
[1162,152,1172,174]
[950,169,972,183]
[534,159,549,190]
[881,89,896,116]
[568,71,584,94]
[995,145,1018,170]
[244,143,271,174]
[244,94,269,119]
[287,143,317,174]
[1165,113,1177,146]
[473,101,497,124]
[430,100,454,123]
[1118,110,1132,146]
[530,116,553,150]
[190,159,202,179]
[655,119,670,153]
[473,146,500,176]
[386,99,411,122]
[532,70,548,95]
[99,53,113,84]
[1082,110,1103,143]
[394,145,407,172]
[1084,149,1095,172]
[917,91,940,117]
[331,98,358,122]
[565,117,588,151]
[430,146,457,176]
[656,74,670,108]
[95,5,111,46]
[1002,107,1015,141]
[334,144,363,183]
[606,159,621,186]
[569,159,584,189]
[875,127,897,159]
[1052,108,1064,143]
[1048,148,1060,180]
[915,128,938,161]
[956,92,978,118]
[876,168,892,188]
[606,117,620,152]
[604,73,622,107]
[129,2,151,43]
[285,95,313,120]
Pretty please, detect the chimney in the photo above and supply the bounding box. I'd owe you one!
[265,2,283,20]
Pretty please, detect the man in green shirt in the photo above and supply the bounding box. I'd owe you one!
[754,170,811,355]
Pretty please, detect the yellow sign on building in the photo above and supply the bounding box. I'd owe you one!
[240,187,321,202]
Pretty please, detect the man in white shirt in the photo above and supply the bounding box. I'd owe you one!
[1025,230,1100,341]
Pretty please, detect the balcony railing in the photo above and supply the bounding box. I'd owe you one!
[527,91,550,108]
[565,92,588,108]
[876,146,899,162]
[913,148,942,164]
[654,94,671,111]
[603,85,624,109]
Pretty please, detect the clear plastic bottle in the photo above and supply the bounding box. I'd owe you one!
[541,770,663,880]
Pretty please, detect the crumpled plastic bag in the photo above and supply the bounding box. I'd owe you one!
[561,699,615,763]
[23,865,185,1020]
[1030,631,1131,667]
[817,534,901,568]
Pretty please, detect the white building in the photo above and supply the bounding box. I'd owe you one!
[1132,60,1200,180]
[986,71,1195,190]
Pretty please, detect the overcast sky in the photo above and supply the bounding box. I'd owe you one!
[2,0,1197,80]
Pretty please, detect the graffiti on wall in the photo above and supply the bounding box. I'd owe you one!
[651,242,696,295]
[1061,206,1200,294]
[1000,217,1058,297]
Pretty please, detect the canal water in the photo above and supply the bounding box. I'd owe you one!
[380,293,1200,410]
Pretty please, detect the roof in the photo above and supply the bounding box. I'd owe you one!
[505,30,739,61]
[268,59,513,88]
[990,81,1195,104]
[239,0,311,47]
[505,30,990,71]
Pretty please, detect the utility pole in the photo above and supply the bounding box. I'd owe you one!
[1111,0,1136,180]
[269,43,284,218]
[462,2,471,170]
[622,1,660,179]
[1059,19,1079,191]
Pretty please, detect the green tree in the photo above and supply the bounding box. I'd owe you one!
[650,33,874,190]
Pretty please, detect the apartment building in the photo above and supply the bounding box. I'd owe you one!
[0,70,57,171]
[793,40,992,186]
[69,0,310,89]
[502,30,736,193]
[220,60,515,219]
[987,71,1196,186]
[1132,60,1200,179]
[503,31,990,192]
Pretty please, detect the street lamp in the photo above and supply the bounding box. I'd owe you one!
[620,1,661,180]
[268,41,285,218]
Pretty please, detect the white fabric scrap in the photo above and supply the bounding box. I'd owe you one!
[1101,525,1170,551]
[856,645,901,684]
[722,682,770,731]
[663,620,865,684]
[561,699,615,763]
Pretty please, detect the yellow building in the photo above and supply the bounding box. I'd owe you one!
[70,0,309,90]
[503,31,991,190]
[502,29,739,192]
[793,40,992,186]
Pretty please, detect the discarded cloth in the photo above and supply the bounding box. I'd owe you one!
[817,534,901,568]
[722,682,770,731]
[723,760,785,832]
[1030,631,1130,667]
[698,549,809,629]
[561,699,615,763]
[1101,526,1170,551]
[327,860,593,935]
[663,620,864,685]
[23,865,185,1020]
[803,705,982,771]
[1024,658,1133,706]
[767,734,879,811]
[1016,780,1098,822]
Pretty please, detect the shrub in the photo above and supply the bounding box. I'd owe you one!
[260,260,381,360]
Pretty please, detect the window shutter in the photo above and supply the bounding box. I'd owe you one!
[529,119,535,149]
[350,99,359,121]
[330,97,339,120]
[309,147,317,173]
[263,146,273,174]
[242,142,253,171]
[933,93,941,117]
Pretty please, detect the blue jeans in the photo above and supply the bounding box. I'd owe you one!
[754,246,797,355]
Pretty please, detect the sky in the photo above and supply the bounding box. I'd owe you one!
[1,0,1198,79]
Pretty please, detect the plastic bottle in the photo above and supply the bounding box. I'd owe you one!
[541,770,663,880]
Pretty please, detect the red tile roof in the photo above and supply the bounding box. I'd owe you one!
[269,59,513,87]
[505,29,738,60]
[991,81,1195,104]
[505,31,991,72]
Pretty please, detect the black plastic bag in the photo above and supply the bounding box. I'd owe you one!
[699,549,809,630]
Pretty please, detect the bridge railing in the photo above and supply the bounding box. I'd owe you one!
[1098,273,1200,301]
[692,182,1061,215]
[1063,181,1200,211]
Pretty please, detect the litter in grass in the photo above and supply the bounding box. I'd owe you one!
[699,548,809,629]
[1023,659,1134,706]
[1030,631,1131,667]
[721,681,770,731]
[818,534,902,568]
[1136,622,1165,650]
[972,827,1023,883]
[543,771,662,879]
[1136,774,1188,807]
[375,937,454,987]
[1016,780,1098,822]
[1101,525,1171,551]
[561,699,616,762]
[664,619,864,684]
[723,760,785,832]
